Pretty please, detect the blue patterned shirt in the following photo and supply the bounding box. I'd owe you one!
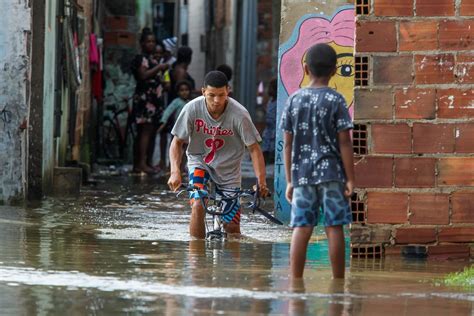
[280,87,353,187]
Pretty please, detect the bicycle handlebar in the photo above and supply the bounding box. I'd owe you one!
[176,184,283,225]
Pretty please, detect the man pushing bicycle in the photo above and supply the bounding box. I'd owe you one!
[167,70,269,239]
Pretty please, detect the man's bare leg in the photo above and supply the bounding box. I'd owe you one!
[325,225,345,279]
[190,199,206,239]
[290,226,313,278]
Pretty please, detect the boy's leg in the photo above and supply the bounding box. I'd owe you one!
[188,168,210,239]
[190,199,206,238]
[325,225,345,279]
[289,185,319,278]
[320,181,352,279]
[219,189,242,235]
[290,226,313,278]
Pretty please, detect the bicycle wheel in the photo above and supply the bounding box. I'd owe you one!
[101,118,121,160]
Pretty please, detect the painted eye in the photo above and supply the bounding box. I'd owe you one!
[338,64,353,77]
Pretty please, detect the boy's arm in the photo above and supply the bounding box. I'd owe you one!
[167,136,186,191]
[161,101,177,124]
[283,131,293,202]
[247,143,269,197]
[337,130,355,198]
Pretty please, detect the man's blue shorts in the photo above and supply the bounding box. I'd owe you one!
[290,181,352,227]
[188,168,241,224]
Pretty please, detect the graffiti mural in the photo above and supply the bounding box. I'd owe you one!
[274,5,355,221]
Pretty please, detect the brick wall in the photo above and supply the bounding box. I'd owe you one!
[352,0,474,259]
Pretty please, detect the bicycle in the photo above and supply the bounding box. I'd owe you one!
[101,98,136,160]
[177,183,284,241]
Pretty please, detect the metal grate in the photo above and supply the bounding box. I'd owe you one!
[353,124,368,155]
[355,56,369,86]
[351,194,365,223]
[351,244,383,259]
[356,0,370,15]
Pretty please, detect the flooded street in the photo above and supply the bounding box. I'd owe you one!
[0,175,472,315]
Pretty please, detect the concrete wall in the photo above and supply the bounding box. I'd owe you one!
[42,0,59,195]
[187,0,207,89]
[0,1,31,202]
[353,0,474,259]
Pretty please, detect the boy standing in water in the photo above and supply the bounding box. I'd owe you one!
[281,43,355,279]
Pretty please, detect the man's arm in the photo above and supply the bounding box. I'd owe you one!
[247,143,269,197]
[167,136,186,191]
[337,130,355,198]
[283,132,293,202]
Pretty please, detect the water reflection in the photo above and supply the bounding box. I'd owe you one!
[0,176,472,315]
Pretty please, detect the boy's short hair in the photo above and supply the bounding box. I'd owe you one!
[216,64,233,81]
[305,43,337,78]
[175,80,192,91]
[203,71,228,88]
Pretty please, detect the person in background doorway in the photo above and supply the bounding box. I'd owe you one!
[161,37,177,66]
[157,46,196,170]
[130,27,169,175]
[281,43,355,279]
[156,80,193,171]
[261,77,277,164]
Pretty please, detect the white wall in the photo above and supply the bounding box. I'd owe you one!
[186,0,206,89]
[0,1,31,202]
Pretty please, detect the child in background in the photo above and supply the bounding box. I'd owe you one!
[261,77,278,164]
[156,80,192,169]
[281,43,355,279]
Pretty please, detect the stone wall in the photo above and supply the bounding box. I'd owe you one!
[353,0,474,259]
[0,1,31,202]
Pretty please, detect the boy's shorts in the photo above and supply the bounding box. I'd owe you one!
[290,181,352,228]
[189,168,241,225]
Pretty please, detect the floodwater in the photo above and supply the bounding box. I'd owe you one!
[0,175,472,315]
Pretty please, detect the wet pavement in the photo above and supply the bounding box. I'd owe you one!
[0,174,473,315]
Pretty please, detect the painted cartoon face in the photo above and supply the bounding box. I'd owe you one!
[300,42,354,107]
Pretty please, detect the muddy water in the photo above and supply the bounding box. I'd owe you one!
[0,176,472,315]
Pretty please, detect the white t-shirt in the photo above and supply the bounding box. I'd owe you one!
[172,96,262,187]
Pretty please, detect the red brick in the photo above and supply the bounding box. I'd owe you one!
[104,31,137,48]
[374,0,413,16]
[384,245,404,256]
[439,20,474,50]
[354,89,393,120]
[395,88,436,119]
[428,244,470,259]
[455,123,474,153]
[409,194,449,225]
[395,228,437,244]
[415,54,455,84]
[105,16,128,30]
[438,227,474,242]
[438,158,474,186]
[395,158,436,188]
[416,0,455,16]
[399,21,438,51]
[372,124,412,154]
[373,56,413,84]
[117,32,136,47]
[451,192,474,223]
[367,192,408,224]
[413,123,455,153]
[455,53,474,83]
[438,89,474,119]
[461,1,474,15]
[354,157,393,188]
[356,21,397,52]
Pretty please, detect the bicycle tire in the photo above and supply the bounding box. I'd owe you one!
[101,118,121,160]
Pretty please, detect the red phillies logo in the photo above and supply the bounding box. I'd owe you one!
[195,119,234,136]
[204,138,225,163]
